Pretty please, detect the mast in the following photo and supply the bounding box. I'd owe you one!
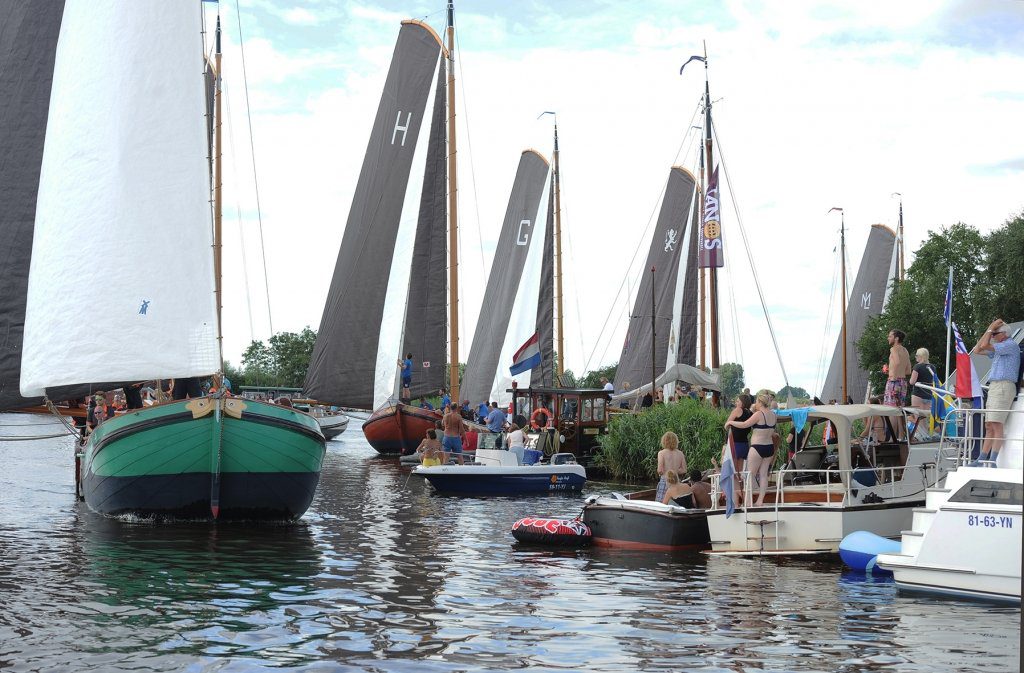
[698,130,706,371]
[553,120,565,378]
[702,47,720,405]
[650,267,657,401]
[894,192,905,282]
[214,15,224,369]
[446,1,460,404]
[830,207,848,404]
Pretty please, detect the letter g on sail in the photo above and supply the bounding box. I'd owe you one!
[516,219,532,246]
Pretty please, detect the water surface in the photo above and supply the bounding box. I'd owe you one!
[0,413,1018,671]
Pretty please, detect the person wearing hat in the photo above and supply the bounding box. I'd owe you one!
[974,319,1021,464]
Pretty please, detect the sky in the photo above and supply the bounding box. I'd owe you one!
[206,0,1024,396]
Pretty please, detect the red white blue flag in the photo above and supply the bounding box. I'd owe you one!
[510,333,542,376]
[951,322,982,400]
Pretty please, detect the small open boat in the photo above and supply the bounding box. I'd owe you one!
[581,491,710,551]
[412,449,585,495]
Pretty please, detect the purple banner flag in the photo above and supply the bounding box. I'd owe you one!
[698,166,724,268]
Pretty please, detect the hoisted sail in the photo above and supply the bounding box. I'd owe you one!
[401,59,448,400]
[304,22,445,409]
[461,150,550,405]
[820,224,899,403]
[20,1,219,398]
[612,167,698,395]
[0,1,65,410]
[530,180,556,387]
[676,193,701,366]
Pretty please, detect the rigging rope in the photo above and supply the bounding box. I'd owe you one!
[233,0,275,336]
[813,245,841,394]
[580,100,704,374]
[224,84,256,344]
[712,122,790,388]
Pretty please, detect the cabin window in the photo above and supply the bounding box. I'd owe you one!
[561,398,578,421]
[949,480,1023,506]
[593,397,606,422]
[582,399,593,422]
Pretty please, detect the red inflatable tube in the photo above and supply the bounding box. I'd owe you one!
[511,517,592,546]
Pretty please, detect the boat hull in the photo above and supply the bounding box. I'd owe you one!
[414,465,586,495]
[82,398,326,521]
[583,498,710,551]
[317,414,349,440]
[362,403,441,455]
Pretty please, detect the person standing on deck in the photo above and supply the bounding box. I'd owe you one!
[442,403,467,465]
[725,392,777,507]
[884,329,912,438]
[486,402,507,448]
[974,319,1021,464]
[398,353,413,402]
[655,431,687,503]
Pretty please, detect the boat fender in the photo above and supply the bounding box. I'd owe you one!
[839,530,899,574]
[511,517,592,546]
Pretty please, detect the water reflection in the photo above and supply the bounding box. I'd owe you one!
[0,414,1018,672]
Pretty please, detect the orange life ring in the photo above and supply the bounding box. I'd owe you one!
[531,408,551,430]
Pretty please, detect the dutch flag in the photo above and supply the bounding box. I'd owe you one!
[510,333,542,376]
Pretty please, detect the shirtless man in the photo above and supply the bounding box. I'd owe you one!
[441,403,467,465]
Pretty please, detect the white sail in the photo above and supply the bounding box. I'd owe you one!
[20,1,218,397]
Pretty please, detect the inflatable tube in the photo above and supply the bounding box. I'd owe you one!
[839,531,900,574]
[511,517,592,546]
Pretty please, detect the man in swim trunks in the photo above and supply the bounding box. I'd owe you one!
[442,403,467,465]
[884,329,911,439]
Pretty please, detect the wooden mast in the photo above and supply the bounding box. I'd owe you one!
[703,49,720,405]
[650,267,657,402]
[446,1,460,404]
[698,125,706,371]
[213,15,224,370]
[553,120,565,378]
[830,207,848,404]
[896,193,905,281]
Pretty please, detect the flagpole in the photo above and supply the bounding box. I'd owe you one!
[944,265,953,389]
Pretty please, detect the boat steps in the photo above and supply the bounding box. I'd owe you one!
[912,508,937,532]
[746,536,777,541]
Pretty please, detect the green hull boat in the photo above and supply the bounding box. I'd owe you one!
[82,397,326,521]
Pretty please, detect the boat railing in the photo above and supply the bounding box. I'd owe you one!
[710,461,934,511]
[939,403,1024,467]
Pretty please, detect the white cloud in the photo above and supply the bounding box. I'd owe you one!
[209,1,1024,397]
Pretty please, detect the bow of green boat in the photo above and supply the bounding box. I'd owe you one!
[82,398,326,521]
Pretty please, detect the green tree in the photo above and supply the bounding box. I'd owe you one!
[720,362,744,399]
[268,327,317,388]
[223,360,247,389]
[857,222,988,394]
[579,362,617,389]
[983,211,1024,321]
[776,385,810,400]
[241,340,275,385]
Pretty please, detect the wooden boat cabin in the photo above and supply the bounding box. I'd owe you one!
[507,385,610,465]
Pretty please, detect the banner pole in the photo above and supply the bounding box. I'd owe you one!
[944,265,952,390]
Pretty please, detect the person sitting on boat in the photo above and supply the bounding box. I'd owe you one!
[419,398,435,411]
[660,470,694,508]
[398,352,413,402]
[434,419,445,447]
[476,402,489,424]
[416,429,443,467]
[90,392,116,430]
[688,469,713,509]
[440,388,451,410]
[170,376,202,400]
[506,423,527,465]
[725,392,777,507]
[655,431,687,503]
[600,376,613,392]
[460,400,473,420]
[442,403,467,465]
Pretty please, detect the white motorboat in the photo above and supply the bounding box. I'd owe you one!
[412,449,586,495]
[706,404,951,555]
[877,397,1022,602]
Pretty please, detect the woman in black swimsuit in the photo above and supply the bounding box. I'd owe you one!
[660,470,694,508]
[724,392,777,506]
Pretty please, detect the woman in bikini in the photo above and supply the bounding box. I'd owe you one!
[660,470,695,508]
[725,392,777,507]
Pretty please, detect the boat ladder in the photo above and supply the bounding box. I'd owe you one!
[746,518,781,553]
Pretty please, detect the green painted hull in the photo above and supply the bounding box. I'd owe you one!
[82,399,326,520]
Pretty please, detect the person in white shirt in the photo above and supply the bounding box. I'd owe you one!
[601,376,614,392]
[506,423,527,465]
